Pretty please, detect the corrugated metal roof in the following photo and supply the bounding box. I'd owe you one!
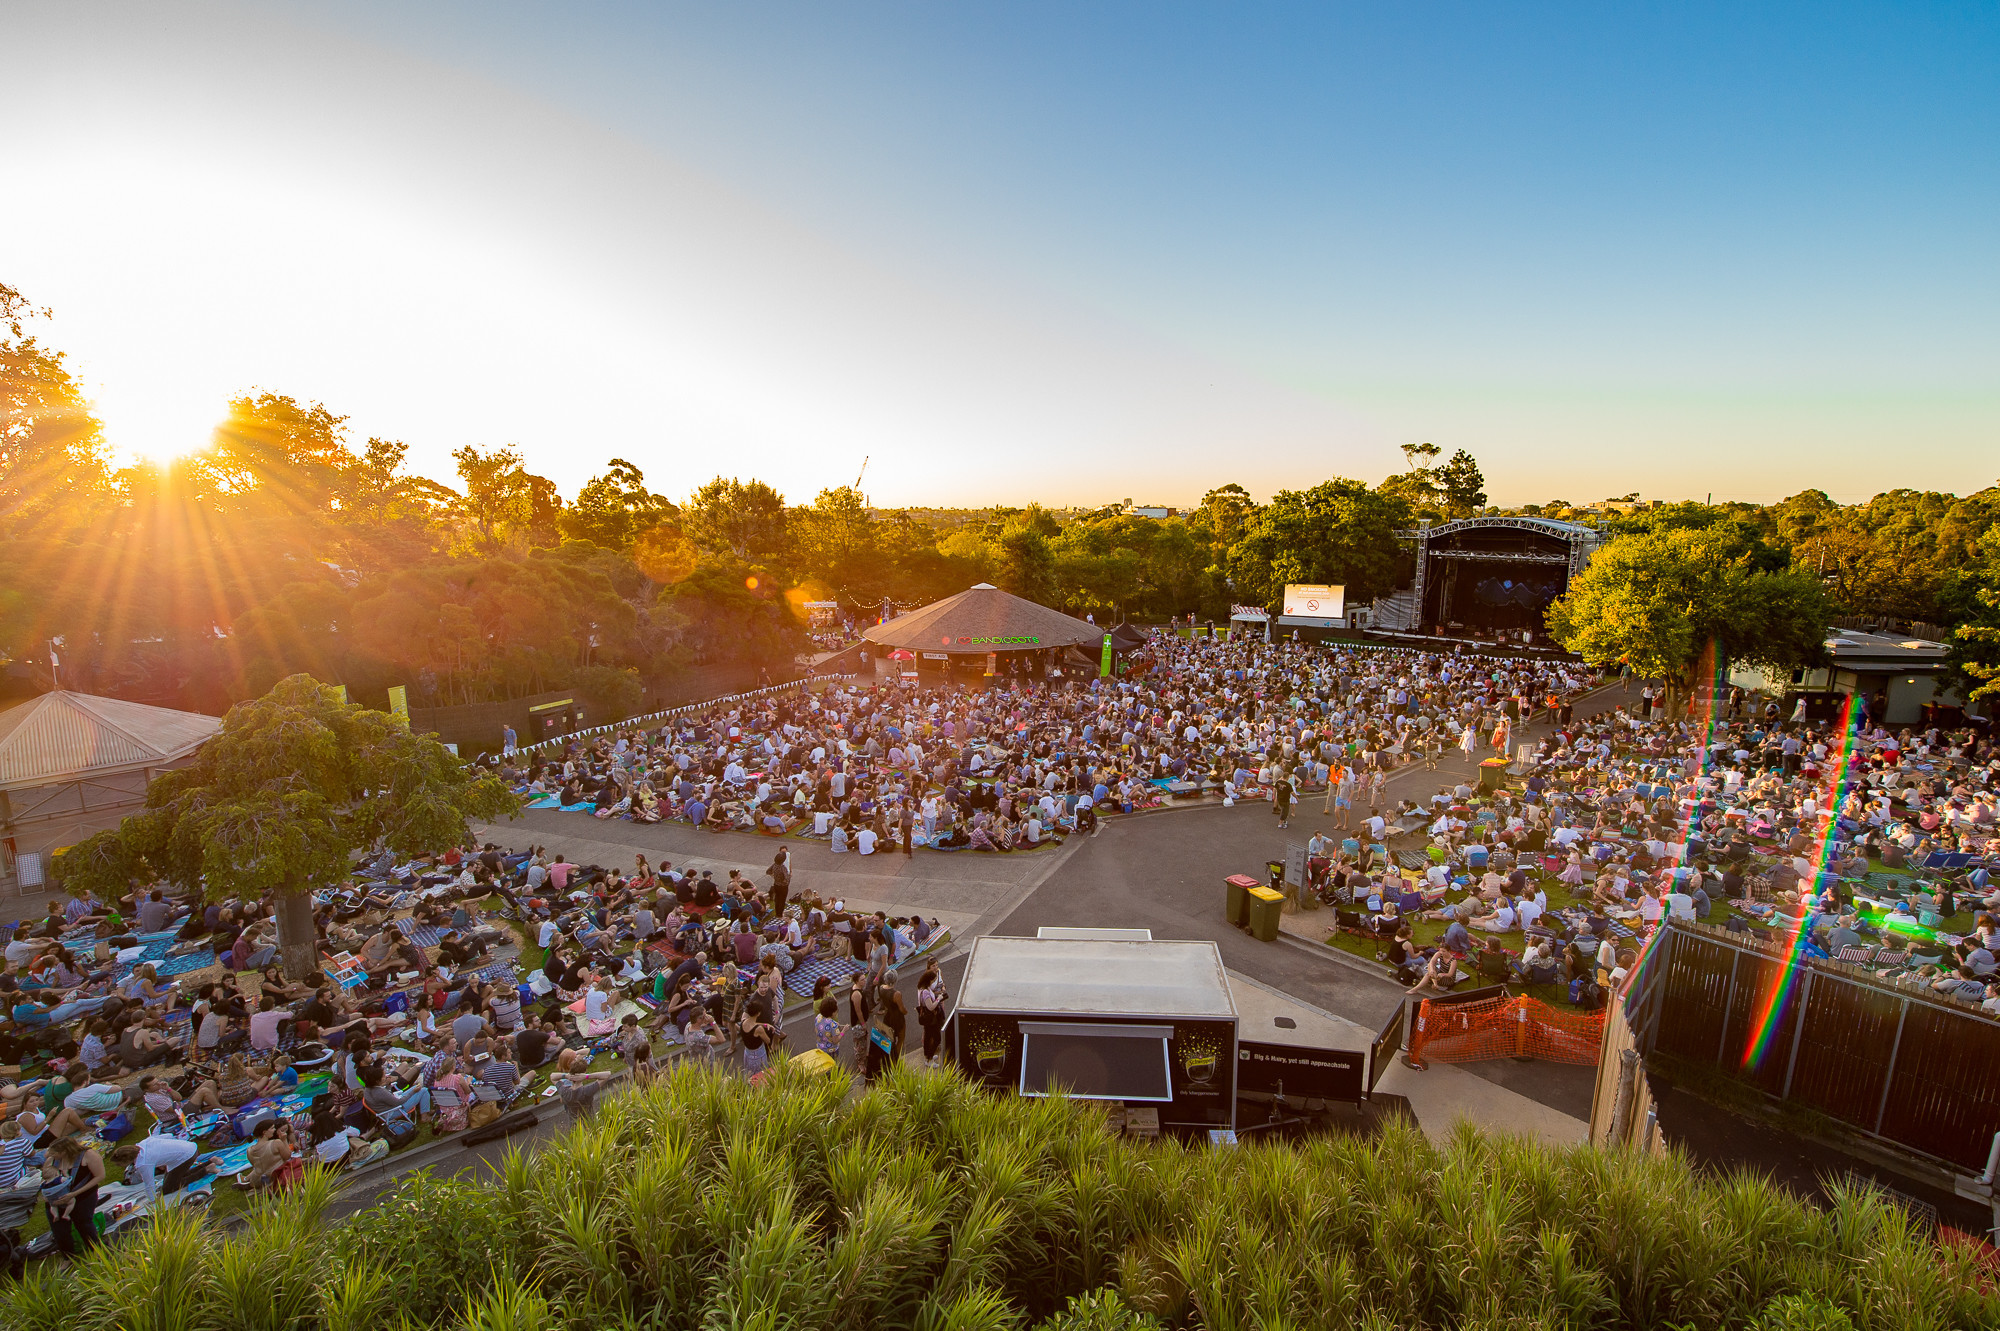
[0,691,221,790]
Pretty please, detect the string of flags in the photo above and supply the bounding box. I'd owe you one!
[509,673,861,757]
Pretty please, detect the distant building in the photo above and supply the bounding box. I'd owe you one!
[1125,505,1178,519]
[1728,628,1981,725]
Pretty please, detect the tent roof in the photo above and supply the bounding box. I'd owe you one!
[1107,622,1149,650]
[863,584,1104,653]
[0,690,221,790]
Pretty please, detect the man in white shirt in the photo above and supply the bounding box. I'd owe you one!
[855,827,877,855]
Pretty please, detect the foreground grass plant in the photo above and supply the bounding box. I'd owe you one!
[5,1062,1992,1331]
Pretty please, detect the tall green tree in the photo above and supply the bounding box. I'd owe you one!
[684,476,789,565]
[1225,479,1411,607]
[0,281,112,533]
[451,445,565,550]
[557,458,677,550]
[1547,527,1833,711]
[54,675,520,978]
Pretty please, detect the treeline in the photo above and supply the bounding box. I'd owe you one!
[0,280,1487,715]
[8,275,1999,716]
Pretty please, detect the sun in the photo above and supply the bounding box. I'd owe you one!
[100,394,224,469]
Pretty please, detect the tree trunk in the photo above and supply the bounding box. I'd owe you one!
[274,889,319,984]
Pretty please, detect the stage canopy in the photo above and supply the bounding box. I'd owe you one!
[864,583,1103,655]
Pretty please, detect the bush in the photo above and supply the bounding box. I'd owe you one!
[6,1064,1992,1331]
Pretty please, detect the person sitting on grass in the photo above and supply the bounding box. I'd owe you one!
[243,1118,297,1189]
[1469,894,1519,934]
[1406,948,1463,996]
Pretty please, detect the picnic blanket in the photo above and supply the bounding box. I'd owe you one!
[783,954,866,1000]
[469,960,519,988]
[393,919,448,949]
[141,946,217,980]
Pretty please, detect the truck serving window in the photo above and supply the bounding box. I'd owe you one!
[1017,1022,1174,1102]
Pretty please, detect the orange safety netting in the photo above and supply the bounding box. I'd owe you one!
[1408,993,1605,1067]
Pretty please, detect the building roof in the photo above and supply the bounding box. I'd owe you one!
[864,583,1105,653]
[1824,629,1950,672]
[957,936,1237,1019]
[0,690,221,790]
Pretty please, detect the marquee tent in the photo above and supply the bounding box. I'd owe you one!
[863,583,1103,658]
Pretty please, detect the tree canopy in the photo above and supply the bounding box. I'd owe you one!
[1547,526,1834,705]
[54,674,520,976]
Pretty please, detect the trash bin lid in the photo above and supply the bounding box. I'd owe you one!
[1225,874,1262,888]
[1248,887,1284,902]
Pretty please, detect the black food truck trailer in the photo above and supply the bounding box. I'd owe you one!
[949,932,1380,1137]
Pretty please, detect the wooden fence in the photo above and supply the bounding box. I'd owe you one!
[1630,922,2000,1173]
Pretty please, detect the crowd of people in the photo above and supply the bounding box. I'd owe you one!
[494,632,1599,856]
[0,626,1993,1263]
[1310,673,1999,1011]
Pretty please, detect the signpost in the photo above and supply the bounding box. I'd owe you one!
[1100,632,1113,678]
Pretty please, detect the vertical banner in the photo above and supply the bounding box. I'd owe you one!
[332,684,347,703]
[985,651,997,677]
[1100,633,1113,678]
[387,684,410,730]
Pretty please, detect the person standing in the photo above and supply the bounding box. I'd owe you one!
[41,1137,106,1257]
[502,723,518,757]
[899,799,915,856]
[1272,772,1293,830]
[766,849,791,918]
[917,963,950,1068]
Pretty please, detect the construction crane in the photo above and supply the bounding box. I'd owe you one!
[854,456,869,491]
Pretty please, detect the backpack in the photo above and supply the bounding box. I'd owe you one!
[1570,978,1605,1011]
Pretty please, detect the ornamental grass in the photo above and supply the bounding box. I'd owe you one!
[6,1060,1993,1331]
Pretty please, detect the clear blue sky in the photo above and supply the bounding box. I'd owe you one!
[4,2,1994,507]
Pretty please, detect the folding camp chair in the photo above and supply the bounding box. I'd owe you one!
[1835,946,1877,966]
[429,1084,467,1130]
[1869,948,1908,974]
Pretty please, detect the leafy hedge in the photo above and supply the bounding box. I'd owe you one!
[8,1061,1993,1331]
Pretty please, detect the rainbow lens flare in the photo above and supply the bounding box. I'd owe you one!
[1741,694,1863,1070]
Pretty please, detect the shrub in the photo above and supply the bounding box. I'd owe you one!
[5,1062,1992,1331]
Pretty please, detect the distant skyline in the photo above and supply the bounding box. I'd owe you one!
[2,2,1995,508]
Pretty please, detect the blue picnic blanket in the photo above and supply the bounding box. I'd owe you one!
[783,954,865,1000]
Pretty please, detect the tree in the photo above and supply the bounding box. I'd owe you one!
[1434,449,1488,519]
[1547,527,1833,712]
[1188,483,1258,548]
[1947,526,2000,705]
[683,476,788,565]
[452,445,565,550]
[557,458,677,550]
[54,674,519,978]
[0,281,112,533]
[193,393,352,517]
[1377,443,1485,521]
[996,520,1059,604]
[1225,479,1412,607]
[789,485,884,594]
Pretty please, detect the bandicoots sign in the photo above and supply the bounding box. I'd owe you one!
[943,635,1042,645]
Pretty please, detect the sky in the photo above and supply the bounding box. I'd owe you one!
[2,2,1995,509]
